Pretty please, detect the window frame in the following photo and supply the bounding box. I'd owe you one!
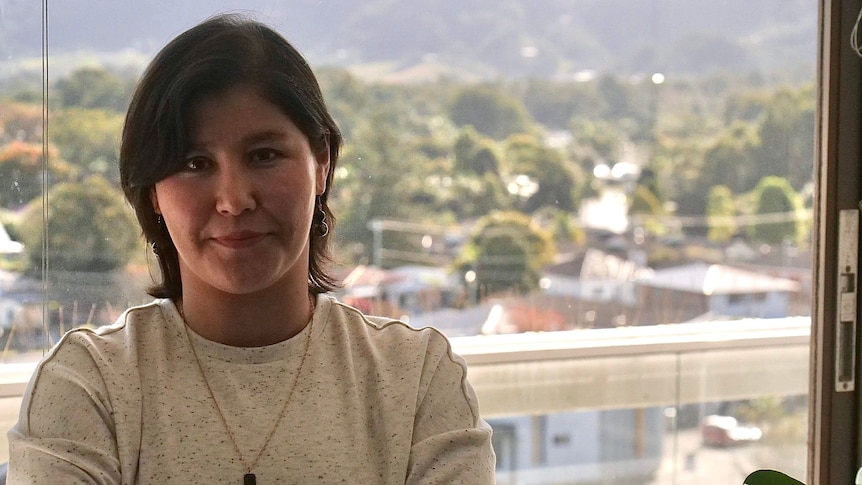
[6,0,857,481]
[811,1,862,483]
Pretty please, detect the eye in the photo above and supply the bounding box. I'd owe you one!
[183,156,212,172]
[249,148,281,164]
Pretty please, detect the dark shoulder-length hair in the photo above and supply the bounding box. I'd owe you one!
[120,13,342,299]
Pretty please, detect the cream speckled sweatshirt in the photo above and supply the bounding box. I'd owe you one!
[7,294,495,484]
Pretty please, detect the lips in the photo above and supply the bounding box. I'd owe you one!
[211,230,268,249]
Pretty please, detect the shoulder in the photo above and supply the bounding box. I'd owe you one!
[323,295,454,352]
[61,299,166,343]
[321,295,467,377]
[22,300,171,410]
[39,299,170,370]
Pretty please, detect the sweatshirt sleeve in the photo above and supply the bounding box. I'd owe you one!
[405,333,495,484]
[7,332,122,484]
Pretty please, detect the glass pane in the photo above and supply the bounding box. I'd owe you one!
[0,0,46,357]
[457,318,809,484]
[0,2,816,482]
[0,0,44,465]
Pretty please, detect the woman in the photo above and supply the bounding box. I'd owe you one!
[8,14,495,484]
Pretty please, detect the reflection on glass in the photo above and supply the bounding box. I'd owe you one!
[0,1,816,481]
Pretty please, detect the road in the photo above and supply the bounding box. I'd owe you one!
[649,429,755,484]
[648,429,805,485]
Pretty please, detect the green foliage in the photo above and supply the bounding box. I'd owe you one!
[333,105,430,263]
[724,89,771,124]
[51,108,124,182]
[521,79,603,129]
[449,85,532,139]
[735,396,786,424]
[0,63,817,277]
[504,134,578,212]
[597,75,634,121]
[0,71,42,102]
[651,125,709,216]
[453,127,500,175]
[637,167,664,204]
[571,119,622,162]
[754,85,815,190]
[0,141,73,209]
[706,185,737,242]
[629,184,667,236]
[54,67,133,112]
[19,176,138,272]
[700,121,760,193]
[443,173,511,219]
[457,210,555,295]
[533,206,585,244]
[0,101,43,144]
[316,68,373,138]
[747,176,800,245]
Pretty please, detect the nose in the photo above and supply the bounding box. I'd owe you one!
[214,164,257,216]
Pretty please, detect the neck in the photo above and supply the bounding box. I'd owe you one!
[179,285,314,347]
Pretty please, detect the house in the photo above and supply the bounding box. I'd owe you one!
[410,292,634,336]
[541,248,653,305]
[635,262,802,322]
[489,408,664,484]
[337,264,462,318]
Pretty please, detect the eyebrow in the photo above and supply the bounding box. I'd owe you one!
[188,130,294,151]
[240,130,293,145]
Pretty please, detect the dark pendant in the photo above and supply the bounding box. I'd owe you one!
[244,473,256,485]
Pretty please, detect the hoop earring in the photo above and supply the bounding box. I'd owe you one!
[152,215,164,256]
[317,208,329,237]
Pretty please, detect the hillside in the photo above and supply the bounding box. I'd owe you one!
[0,0,817,81]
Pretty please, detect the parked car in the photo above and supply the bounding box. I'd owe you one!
[701,415,763,447]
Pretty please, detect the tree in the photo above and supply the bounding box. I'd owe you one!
[747,176,800,245]
[533,206,585,244]
[629,184,667,236]
[316,67,372,139]
[504,134,578,212]
[706,185,737,242]
[0,101,43,144]
[333,106,428,264]
[597,74,633,121]
[453,127,500,175]
[522,79,604,129]
[449,85,532,139]
[700,121,760,193]
[0,141,73,209]
[754,85,816,190]
[51,108,124,182]
[457,211,555,296]
[54,67,133,112]
[19,175,139,272]
[571,118,622,162]
[433,172,510,220]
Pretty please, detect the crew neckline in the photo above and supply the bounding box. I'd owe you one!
[159,295,329,365]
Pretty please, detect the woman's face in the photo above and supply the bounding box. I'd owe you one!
[151,84,329,298]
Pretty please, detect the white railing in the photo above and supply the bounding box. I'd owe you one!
[451,317,810,418]
[0,318,811,422]
[0,317,811,466]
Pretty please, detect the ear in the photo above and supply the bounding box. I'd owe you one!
[314,137,331,196]
[150,187,161,215]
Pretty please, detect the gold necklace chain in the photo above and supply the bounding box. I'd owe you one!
[180,296,315,481]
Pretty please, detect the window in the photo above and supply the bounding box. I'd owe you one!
[1,1,859,483]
